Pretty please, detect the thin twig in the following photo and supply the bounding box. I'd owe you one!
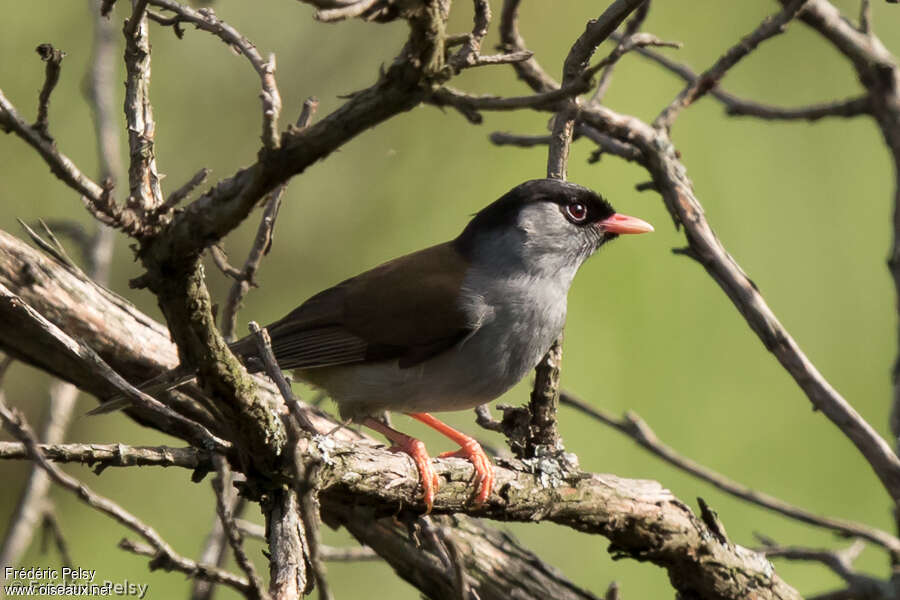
[212,455,270,600]
[604,581,620,600]
[559,391,900,555]
[489,131,551,147]
[448,0,491,70]
[220,193,283,340]
[158,167,210,216]
[248,322,317,433]
[498,0,559,93]
[39,508,74,572]
[756,536,892,599]
[617,36,872,121]
[236,519,381,562]
[119,539,251,593]
[859,0,872,33]
[0,441,211,471]
[0,88,105,202]
[32,44,66,142]
[220,99,318,341]
[592,32,682,105]
[190,494,246,600]
[654,0,808,130]
[592,0,652,104]
[147,0,282,150]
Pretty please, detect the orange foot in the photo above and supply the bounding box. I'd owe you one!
[363,417,440,512]
[409,412,494,505]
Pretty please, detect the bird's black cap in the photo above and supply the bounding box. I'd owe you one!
[455,179,615,252]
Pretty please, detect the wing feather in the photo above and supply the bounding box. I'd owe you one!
[230,242,478,371]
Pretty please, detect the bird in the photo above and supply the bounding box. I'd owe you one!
[227,178,653,511]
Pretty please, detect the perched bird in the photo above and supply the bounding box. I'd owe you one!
[229,178,653,511]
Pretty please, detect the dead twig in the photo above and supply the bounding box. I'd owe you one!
[654,0,809,130]
[32,43,66,142]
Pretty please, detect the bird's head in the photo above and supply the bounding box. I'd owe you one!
[455,179,653,277]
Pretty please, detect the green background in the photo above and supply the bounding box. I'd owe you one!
[1,0,898,597]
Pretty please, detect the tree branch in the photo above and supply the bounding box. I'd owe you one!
[560,391,900,556]
[618,36,872,121]
[654,0,809,130]
[0,441,211,471]
[146,0,282,151]
[32,43,66,142]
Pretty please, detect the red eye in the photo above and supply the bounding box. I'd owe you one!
[564,202,588,223]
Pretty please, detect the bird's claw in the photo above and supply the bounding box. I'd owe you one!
[438,439,494,505]
[389,439,440,513]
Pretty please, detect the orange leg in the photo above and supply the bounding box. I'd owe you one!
[363,417,440,513]
[407,412,494,505]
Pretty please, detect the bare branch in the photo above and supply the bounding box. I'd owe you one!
[212,455,270,600]
[39,508,74,572]
[757,537,893,599]
[32,43,66,142]
[591,33,682,104]
[147,0,282,151]
[190,494,245,600]
[560,391,900,555]
[489,131,551,147]
[219,193,283,341]
[447,0,490,70]
[123,0,164,220]
[314,0,382,23]
[591,0,652,103]
[158,167,210,216]
[428,82,594,119]
[0,441,211,471]
[498,0,559,93]
[859,0,872,33]
[654,0,808,130]
[0,89,105,202]
[118,539,251,594]
[619,37,872,121]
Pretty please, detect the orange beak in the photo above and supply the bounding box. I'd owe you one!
[599,213,654,234]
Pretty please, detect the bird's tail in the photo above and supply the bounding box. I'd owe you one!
[86,366,197,416]
[87,335,265,416]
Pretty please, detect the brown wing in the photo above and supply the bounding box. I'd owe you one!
[230,242,476,371]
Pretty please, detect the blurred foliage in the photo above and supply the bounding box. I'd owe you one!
[1,0,900,598]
